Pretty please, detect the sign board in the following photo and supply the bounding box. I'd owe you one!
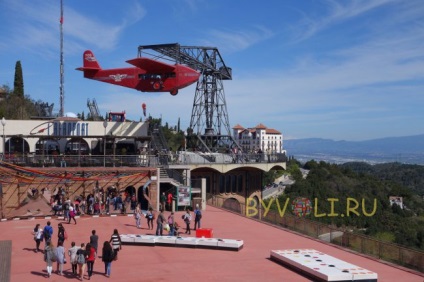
[177,186,191,206]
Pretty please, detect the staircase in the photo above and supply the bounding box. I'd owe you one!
[149,124,168,151]
[87,98,101,121]
[159,167,185,187]
[149,124,170,166]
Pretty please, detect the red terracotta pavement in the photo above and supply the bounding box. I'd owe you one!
[1,205,423,282]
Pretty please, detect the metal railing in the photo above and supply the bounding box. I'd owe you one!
[210,195,424,273]
[1,154,154,168]
[168,152,287,165]
[0,152,287,168]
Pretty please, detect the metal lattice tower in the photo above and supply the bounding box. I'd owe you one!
[138,43,239,152]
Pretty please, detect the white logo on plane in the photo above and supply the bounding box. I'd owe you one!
[109,74,127,82]
[84,54,96,62]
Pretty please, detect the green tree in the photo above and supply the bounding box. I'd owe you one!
[13,61,26,119]
[177,117,180,132]
[0,85,11,117]
[277,161,424,250]
[288,162,303,181]
[0,62,47,119]
[13,61,24,98]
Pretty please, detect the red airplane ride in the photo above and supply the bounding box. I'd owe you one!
[76,50,200,95]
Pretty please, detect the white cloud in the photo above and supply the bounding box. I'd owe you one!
[292,0,394,42]
[0,0,146,56]
[199,26,275,53]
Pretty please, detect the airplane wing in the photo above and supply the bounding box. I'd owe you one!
[126,57,175,73]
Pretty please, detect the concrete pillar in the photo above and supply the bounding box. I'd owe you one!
[155,168,160,210]
[201,178,206,210]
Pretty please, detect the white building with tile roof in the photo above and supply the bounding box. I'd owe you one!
[232,123,284,153]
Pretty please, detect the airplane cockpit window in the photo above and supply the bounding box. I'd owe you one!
[164,73,176,78]
[138,74,162,80]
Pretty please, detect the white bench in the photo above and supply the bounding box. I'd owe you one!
[270,249,377,281]
[121,234,243,251]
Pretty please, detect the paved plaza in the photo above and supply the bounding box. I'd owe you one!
[1,205,423,282]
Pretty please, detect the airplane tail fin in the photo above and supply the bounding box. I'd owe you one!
[76,50,101,76]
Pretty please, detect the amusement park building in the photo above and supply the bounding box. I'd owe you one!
[232,123,284,154]
[0,117,149,157]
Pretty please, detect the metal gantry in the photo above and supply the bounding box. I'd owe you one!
[138,43,239,153]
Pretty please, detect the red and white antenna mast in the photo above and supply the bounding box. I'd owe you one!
[59,0,65,117]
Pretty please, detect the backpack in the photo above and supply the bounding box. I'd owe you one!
[43,226,51,241]
[77,252,85,264]
[195,210,202,220]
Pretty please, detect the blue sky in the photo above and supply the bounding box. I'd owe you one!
[0,0,423,141]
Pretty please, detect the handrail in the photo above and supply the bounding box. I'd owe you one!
[0,151,287,168]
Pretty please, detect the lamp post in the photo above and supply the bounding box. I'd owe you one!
[103,120,108,167]
[1,117,5,161]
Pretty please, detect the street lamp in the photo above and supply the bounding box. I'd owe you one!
[103,120,108,167]
[1,117,5,160]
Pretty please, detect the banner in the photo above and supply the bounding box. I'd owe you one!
[177,186,191,206]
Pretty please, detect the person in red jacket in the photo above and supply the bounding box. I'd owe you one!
[167,192,173,211]
[85,243,96,280]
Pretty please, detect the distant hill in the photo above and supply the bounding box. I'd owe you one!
[284,134,424,165]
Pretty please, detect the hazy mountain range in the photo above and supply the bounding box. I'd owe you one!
[284,134,424,165]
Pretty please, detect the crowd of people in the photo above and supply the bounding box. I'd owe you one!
[33,221,122,280]
[31,186,204,279]
[49,185,142,219]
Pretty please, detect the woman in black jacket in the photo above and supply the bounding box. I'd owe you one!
[57,223,66,245]
[101,241,114,277]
